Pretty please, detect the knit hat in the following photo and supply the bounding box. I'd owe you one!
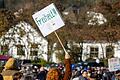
[4,58,15,70]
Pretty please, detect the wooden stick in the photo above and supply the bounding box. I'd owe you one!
[54,31,68,54]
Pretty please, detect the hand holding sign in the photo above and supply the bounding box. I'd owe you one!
[32,3,69,55]
[32,3,65,37]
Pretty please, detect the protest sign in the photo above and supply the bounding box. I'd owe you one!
[108,58,120,72]
[32,3,65,37]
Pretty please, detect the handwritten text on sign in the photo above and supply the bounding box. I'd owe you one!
[32,3,65,37]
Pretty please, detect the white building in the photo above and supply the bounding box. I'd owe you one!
[51,41,120,63]
[0,21,48,61]
[82,41,120,61]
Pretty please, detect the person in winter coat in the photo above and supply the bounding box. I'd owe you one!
[0,74,3,80]
[36,66,47,80]
[1,57,21,80]
[79,70,88,80]
[46,53,72,80]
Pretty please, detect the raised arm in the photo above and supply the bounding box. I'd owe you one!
[63,53,72,80]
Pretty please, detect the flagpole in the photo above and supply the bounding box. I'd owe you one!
[54,31,68,54]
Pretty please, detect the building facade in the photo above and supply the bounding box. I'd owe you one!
[0,21,48,61]
[82,41,120,61]
[51,41,120,63]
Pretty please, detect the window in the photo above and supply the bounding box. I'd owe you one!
[17,45,25,55]
[106,45,114,58]
[30,44,38,56]
[30,50,38,56]
[90,47,98,58]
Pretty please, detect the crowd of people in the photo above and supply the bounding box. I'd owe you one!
[0,53,71,80]
[71,67,120,80]
[0,53,120,80]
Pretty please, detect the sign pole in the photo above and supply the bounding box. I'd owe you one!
[32,3,67,54]
[54,31,68,54]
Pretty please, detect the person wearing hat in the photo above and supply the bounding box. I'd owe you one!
[46,53,72,80]
[1,57,21,80]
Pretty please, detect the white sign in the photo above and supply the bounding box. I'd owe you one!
[32,3,65,37]
[96,58,100,63]
[108,58,120,72]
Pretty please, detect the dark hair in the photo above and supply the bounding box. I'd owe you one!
[81,70,87,74]
[13,72,22,80]
[24,76,34,80]
[0,74,3,80]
